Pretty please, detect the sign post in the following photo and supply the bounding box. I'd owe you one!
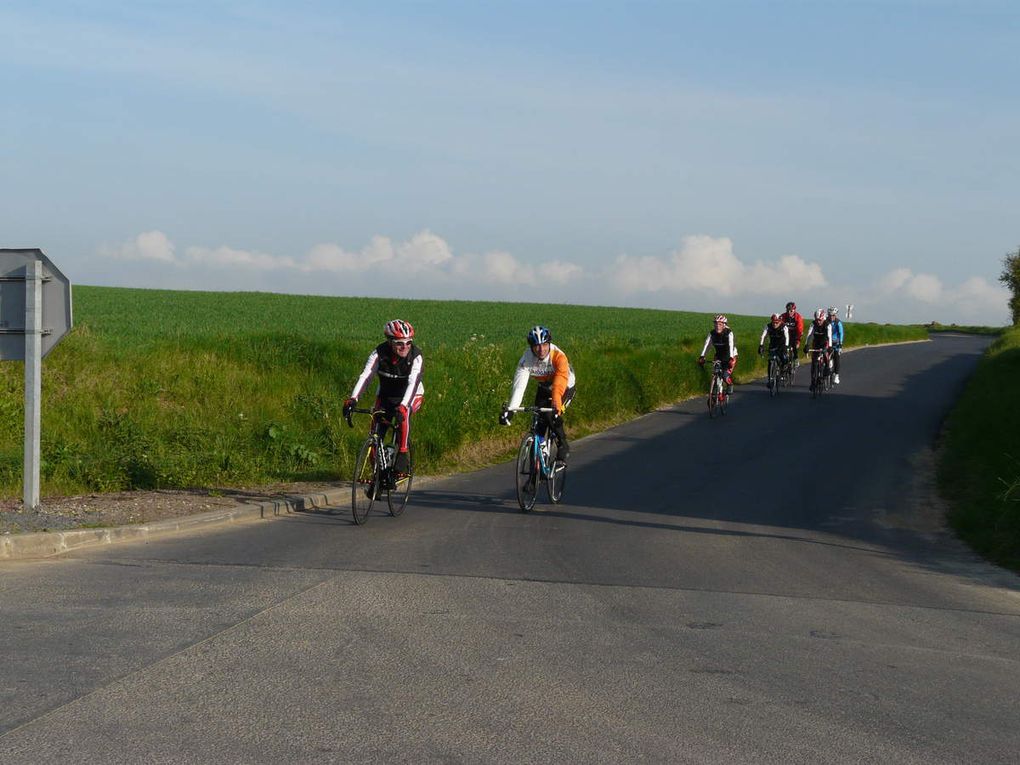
[0,249,73,511]
[24,261,43,509]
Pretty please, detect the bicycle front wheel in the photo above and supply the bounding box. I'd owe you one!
[768,359,779,397]
[352,439,379,525]
[515,435,539,512]
[546,442,567,503]
[388,444,413,517]
[707,377,719,418]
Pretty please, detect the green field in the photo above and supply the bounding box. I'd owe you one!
[0,286,928,497]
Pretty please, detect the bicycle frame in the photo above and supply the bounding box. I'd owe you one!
[510,407,557,478]
[507,405,564,509]
[712,360,728,385]
[528,415,555,479]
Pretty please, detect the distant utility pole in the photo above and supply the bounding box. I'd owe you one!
[846,304,854,320]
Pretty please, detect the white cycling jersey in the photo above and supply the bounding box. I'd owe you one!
[507,343,576,411]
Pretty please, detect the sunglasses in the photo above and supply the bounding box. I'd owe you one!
[390,340,412,348]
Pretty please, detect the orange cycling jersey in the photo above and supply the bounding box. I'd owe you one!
[506,343,575,413]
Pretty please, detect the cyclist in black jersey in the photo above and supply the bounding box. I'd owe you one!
[698,314,738,393]
[759,313,790,361]
[342,320,424,476]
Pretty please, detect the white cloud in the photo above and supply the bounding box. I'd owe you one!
[479,251,535,285]
[184,245,295,270]
[539,260,583,284]
[397,230,455,269]
[99,229,580,290]
[101,230,177,263]
[877,267,913,293]
[877,269,944,303]
[869,268,1009,324]
[610,235,826,296]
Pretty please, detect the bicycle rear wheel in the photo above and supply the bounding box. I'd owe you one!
[387,443,413,517]
[546,441,567,503]
[352,439,379,525]
[515,435,539,512]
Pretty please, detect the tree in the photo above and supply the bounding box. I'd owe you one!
[1001,246,1020,325]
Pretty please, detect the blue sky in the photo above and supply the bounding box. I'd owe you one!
[2,0,1017,323]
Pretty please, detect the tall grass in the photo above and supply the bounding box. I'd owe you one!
[0,287,928,497]
[939,327,1020,572]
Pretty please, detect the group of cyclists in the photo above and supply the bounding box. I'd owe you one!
[341,303,846,486]
[698,301,845,394]
[342,320,576,482]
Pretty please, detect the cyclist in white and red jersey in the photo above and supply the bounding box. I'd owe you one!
[698,314,738,393]
[499,325,576,462]
[342,319,424,476]
[803,309,833,391]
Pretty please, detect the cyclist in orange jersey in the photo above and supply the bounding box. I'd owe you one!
[499,325,576,462]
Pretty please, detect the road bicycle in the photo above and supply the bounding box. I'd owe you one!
[784,346,799,387]
[764,347,786,397]
[345,407,413,525]
[781,349,796,388]
[507,406,566,511]
[807,349,830,399]
[706,359,731,418]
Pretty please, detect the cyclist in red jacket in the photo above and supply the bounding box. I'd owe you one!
[780,301,804,363]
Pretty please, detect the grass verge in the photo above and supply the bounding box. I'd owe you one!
[938,326,1020,572]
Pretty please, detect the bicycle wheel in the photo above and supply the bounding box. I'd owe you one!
[515,435,539,512]
[387,442,413,517]
[768,358,779,397]
[352,438,379,525]
[707,377,719,418]
[546,441,567,503]
[720,377,729,416]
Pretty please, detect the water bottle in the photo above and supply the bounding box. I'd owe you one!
[539,435,550,464]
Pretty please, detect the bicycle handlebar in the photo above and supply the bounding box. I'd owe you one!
[507,406,557,414]
[344,407,394,428]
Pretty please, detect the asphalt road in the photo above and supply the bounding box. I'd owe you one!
[1,334,1018,764]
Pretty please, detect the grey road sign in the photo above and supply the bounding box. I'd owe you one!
[0,248,73,360]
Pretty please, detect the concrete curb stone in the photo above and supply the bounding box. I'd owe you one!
[0,487,349,561]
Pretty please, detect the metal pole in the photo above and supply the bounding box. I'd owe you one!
[24,260,42,511]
